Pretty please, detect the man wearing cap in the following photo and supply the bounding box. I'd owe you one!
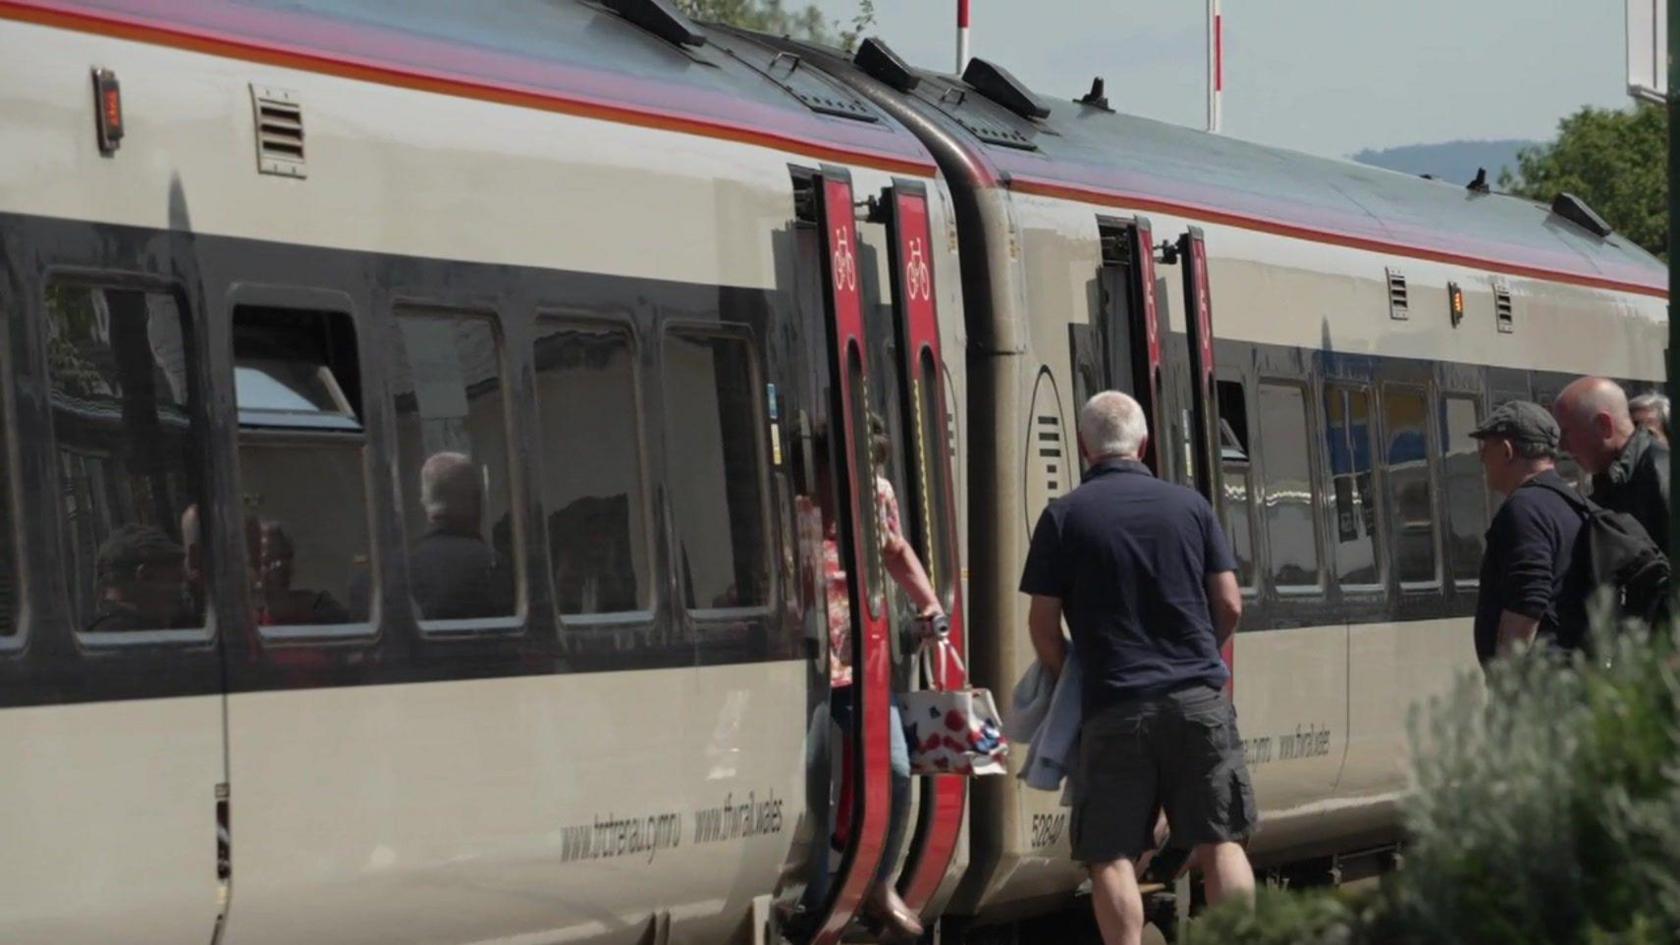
[87,523,190,633]
[1469,401,1588,664]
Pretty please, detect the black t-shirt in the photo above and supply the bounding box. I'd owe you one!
[1018,459,1236,711]
[1473,469,1586,664]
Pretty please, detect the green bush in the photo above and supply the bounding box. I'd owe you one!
[1189,625,1680,945]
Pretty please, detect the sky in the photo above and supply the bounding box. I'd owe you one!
[803,1,1642,159]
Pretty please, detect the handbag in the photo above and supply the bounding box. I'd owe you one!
[900,635,1009,777]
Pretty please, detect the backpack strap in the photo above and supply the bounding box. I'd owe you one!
[1530,478,1595,516]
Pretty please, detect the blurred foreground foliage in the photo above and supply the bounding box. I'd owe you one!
[1189,626,1680,945]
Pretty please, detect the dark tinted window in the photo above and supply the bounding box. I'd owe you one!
[1325,385,1381,588]
[1215,379,1256,589]
[235,307,367,627]
[46,284,199,634]
[0,394,13,636]
[664,330,770,610]
[534,321,650,616]
[1442,396,1489,584]
[850,344,884,619]
[390,312,517,623]
[912,348,956,605]
[1383,385,1439,586]
[1257,381,1321,590]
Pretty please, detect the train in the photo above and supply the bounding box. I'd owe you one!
[0,1,1665,943]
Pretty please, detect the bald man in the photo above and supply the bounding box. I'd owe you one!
[1555,377,1671,551]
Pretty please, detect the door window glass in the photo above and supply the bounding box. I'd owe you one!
[534,321,651,616]
[1383,385,1439,587]
[46,284,200,634]
[0,389,13,636]
[663,330,770,610]
[1215,379,1256,589]
[390,311,517,624]
[235,306,367,627]
[1442,395,1489,585]
[1325,385,1382,588]
[911,349,956,605]
[1257,381,1321,590]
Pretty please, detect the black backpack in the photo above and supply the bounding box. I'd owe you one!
[1533,480,1671,644]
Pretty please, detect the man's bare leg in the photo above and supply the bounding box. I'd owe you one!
[1089,858,1144,945]
[1194,841,1255,907]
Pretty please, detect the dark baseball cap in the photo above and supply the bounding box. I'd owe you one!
[1468,400,1560,450]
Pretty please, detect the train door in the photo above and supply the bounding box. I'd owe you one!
[793,166,897,945]
[878,182,967,915]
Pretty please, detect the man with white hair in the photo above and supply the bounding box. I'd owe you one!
[407,451,513,620]
[1018,391,1255,945]
[1628,390,1669,445]
[1555,377,1670,551]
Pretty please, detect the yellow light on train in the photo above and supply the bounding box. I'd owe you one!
[1447,281,1464,327]
[92,68,123,155]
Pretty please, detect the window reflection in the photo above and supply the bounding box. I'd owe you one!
[1216,379,1256,589]
[534,322,650,616]
[1442,396,1489,585]
[46,284,199,633]
[390,313,517,623]
[1325,386,1381,588]
[1383,385,1439,587]
[1257,382,1321,590]
[663,331,770,610]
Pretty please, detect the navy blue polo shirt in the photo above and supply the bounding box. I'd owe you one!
[1019,458,1235,711]
[1473,469,1586,664]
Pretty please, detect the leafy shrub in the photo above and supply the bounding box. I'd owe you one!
[1189,625,1680,945]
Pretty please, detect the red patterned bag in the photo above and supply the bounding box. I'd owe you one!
[900,638,1009,777]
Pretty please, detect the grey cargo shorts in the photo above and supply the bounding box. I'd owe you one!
[1071,684,1257,864]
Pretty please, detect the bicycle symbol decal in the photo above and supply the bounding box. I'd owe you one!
[832,226,856,293]
[906,237,931,302]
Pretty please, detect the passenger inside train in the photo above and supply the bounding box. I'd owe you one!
[407,451,515,621]
[796,417,945,941]
[256,521,349,626]
[85,523,189,633]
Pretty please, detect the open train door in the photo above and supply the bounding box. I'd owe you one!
[879,181,967,917]
[1090,216,1167,477]
[800,166,897,945]
[1174,227,1235,680]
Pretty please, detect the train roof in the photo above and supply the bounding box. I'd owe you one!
[791,38,1665,297]
[12,0,935,175]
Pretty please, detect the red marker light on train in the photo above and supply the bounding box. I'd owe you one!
[92,68,123,154]
[1447,281,1464,327]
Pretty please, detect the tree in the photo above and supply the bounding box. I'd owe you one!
[675,0,875,51]
[1500,104,1667,259]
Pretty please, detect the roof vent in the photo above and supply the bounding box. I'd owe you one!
[854,37,919,92]
[1494,281,1514,333]
[962,57,1051,120]
[1550,192,1614,238]
[1077,76,1112,111]
[1385,267,1408,320]
[249,85,305,178]
[604,0,703,47]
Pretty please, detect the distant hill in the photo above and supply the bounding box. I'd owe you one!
[1351,139,1536,187]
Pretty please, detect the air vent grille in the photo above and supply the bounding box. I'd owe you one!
[1037,413,1065,494]
[1494,282,1514,333]
[250,85,305,178]
[1385,268,1408,320]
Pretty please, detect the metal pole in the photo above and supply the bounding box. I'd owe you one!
[957,0,970,75]
[1207,0,1222,133]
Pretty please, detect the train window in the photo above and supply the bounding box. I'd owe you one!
[234,307,368,628]
[389,311,518,625]
[45,283,202,635]
[663,329,770,611]
[533,320,651,616]
[912,348,957,605]
[1215,379,1256,589]
[1382,385,1440,587]
[1442,395,1489,586]
[1324,385,1382,589]
[851,345,885,620]
[0,395,13,636]
[1256,381,1321,591]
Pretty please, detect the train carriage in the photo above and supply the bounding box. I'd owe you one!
[0,2,1668,944]
[0,2,973,943]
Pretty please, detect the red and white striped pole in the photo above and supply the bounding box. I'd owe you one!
[1207,0,1223,132]
[957,0,971,74]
